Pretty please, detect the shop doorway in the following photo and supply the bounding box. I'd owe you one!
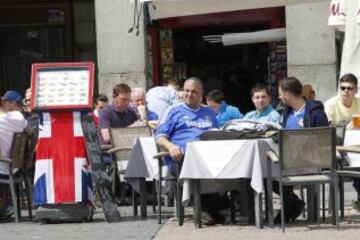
[172,25,270,113]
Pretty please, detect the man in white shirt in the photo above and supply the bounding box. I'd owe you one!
[0,90,27,220]
[146,79,181,118]
[325,73,360,210]
[0,91,27,163]
[325,73,360,128]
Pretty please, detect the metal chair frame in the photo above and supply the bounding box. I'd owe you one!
[266,127,339,232]
[0,132,33,222]
[153,150,184,226]
[108,126,153,217]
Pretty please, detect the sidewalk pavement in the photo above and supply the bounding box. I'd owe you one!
[154,183,360,240]
[0,206,169,240]
[1,183,360,240]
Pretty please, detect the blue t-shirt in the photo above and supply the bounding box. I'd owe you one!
[156,103,218,166]
[243,105,280,123]
[285,108,305,129]
[217,102,243,127]
[146,107,158,121]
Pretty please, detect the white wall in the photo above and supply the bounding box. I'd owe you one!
[286,2,337,102]
[95,0,146,97]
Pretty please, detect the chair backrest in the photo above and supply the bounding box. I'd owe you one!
[279,126,336,171]
[110,126,152,161]
[9,132,28,169]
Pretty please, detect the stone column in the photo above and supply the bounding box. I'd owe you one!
[94,0,146,97]
[286,2,337,102]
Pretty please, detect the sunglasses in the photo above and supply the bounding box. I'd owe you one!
[340,86,355,91]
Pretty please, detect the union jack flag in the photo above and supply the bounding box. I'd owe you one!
[33,111,93,206]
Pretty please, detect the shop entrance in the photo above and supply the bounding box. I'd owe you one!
[153,7,286,113]
[173,25,270,113]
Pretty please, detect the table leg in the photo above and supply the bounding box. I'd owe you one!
[139,178,147,218]
[306,185,319,223]
[254,192,263,229]
[132,188,138,216]
[193,179,202,228]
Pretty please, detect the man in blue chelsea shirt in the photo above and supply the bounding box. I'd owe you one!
[156,77,228,225]
[274,77,328,224]
[156,77,218,167]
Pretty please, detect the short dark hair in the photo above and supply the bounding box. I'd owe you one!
[279,77,302,96]
[251,83,269,97]
[112,83,131,98]
[206,89,225,104]
[184,77,204,91]
[340,73,358,86]
[96,94,108,102]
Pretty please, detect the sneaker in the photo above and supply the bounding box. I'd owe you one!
[274,200,305,224]
[201,211,215,226]
[288,200,305,222]
[0,206,14,221]
[352,200,360,211]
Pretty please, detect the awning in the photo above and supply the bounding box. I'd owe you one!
[203,28,286,46]
[143,0,329,20]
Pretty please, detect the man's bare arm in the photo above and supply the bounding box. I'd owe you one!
[156,136,183,161]
[101,128,111,144]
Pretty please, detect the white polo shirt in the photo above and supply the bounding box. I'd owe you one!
[0,110,27,175]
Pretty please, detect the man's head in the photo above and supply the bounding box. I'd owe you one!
[95,94,108,111]
[206,89,224,114]
[131,87,146,107]
[339,73,358,105]
[302,84,315,100]
[250,83,270,112]
[112,83,131,112]
[23,88,32,112]
[183,77,204,109]
[2,90,23,112]
[168,79,182,90]
[278,77,303,107]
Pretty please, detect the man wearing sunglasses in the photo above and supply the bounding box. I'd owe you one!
[324,73,360,128]
[325,73,360,211]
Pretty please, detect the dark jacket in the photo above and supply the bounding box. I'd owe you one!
[281,100,329,128]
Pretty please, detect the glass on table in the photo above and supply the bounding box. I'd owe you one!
[352,114,360,129]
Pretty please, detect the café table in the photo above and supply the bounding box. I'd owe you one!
[344,130,360,166]
[179,138,278,228]
[125,136,171,217]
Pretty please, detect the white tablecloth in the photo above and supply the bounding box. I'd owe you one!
[344,130,360,166]
[180,138,277,204]
[124,137,159,192]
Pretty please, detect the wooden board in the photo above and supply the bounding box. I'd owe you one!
[81,115,121,222]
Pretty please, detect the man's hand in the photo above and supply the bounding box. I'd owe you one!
[148,120,158,129]
[156,136,184,161]
[168,144,183,162]
[137,105,147,121]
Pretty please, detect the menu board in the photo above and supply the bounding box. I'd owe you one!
[30,62,94,111]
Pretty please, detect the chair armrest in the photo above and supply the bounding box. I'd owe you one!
[107,147,132,154]
[0,157,12,163]
[153,151,169,159]
[266,151,279,163]
[337,145,360,154]
[100,144,112,151]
